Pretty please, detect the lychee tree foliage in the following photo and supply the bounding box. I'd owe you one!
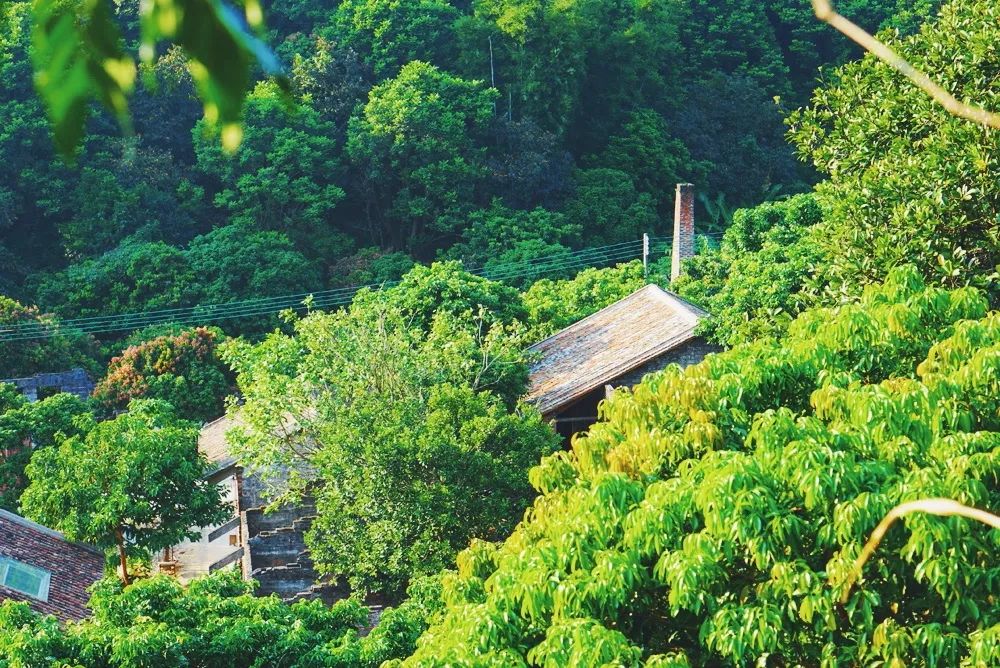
[395,267,1000,667]
[673,194,827,347]
[93,326,231,423]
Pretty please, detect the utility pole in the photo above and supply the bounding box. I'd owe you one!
[488,35,496,88]
[642,233,650,279]
[488,35,497,115]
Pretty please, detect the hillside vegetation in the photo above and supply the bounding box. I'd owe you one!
[2,0,1000,667]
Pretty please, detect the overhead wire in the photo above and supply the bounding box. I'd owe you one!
[0,236,677,342]
[1,240,649,339]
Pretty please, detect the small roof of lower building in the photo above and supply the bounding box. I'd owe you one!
[199,414,244,473]
[0,509,104,621]
[526,284,707,416]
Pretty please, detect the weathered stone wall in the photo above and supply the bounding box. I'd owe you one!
[610,338,719,389]
[240,475,346,604]
[0,368,94,402]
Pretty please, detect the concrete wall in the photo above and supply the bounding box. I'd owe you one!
[159,471,242,581]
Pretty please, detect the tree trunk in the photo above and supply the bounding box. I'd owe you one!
[115,527,130,586]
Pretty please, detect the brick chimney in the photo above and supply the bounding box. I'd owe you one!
[671,183,695,281]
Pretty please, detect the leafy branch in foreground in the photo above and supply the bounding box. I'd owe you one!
[30,0,284,155]
[811,0,1000,128]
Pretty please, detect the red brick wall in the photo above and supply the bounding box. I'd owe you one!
[671,183,696,280]
[0,512,105,621]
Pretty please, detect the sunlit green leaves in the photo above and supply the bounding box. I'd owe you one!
[30,0,284,154]
[403,267,1000,666]
[31,0,135,155]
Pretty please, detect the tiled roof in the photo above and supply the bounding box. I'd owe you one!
[526,284,707,416]
[199,414,243,472]
[0,509,104,621]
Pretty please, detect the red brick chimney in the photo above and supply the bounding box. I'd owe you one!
[671,183,695,280]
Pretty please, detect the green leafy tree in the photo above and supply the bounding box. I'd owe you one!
[39,138,204,258]
[469,0,684,144]
[346,61,497,250]
[21,399,230,584]
[0,3,64,289]
[223,265,558,596]
[396,267,1000,666]
[0,571,368,667]
[291,36,372,131]
[327,0,459,79]
[482,117,573,210]
[521,260,646,340]
[185,224,323,332]
[444,201,581,287]
[33,240,195,319]
[0,296,99,378]
[670,73,808,209]
[673,194,828,346]
[0,386,91,511]
[195,83,351,262]
[185,225,322,301]
[591,109,702,214]
[678,0,790,98]
[93,327,232,423]
[363,261,528,331]
[788,0,1000,300]
[0,569,449,667]
[562,168,660,245]
[331,247,416,287]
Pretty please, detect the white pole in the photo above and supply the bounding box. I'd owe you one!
[642,233,649,278]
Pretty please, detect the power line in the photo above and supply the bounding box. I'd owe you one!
[1,241,647,339]
[0,239,661,342]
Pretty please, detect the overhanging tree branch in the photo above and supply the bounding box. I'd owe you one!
[812,0,1000,128]
[841,498,1000,603]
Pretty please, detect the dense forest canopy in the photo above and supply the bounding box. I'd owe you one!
[0,0,938,337]
[5,0,1000,666]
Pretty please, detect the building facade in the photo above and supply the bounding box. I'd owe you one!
[158,415,343,604]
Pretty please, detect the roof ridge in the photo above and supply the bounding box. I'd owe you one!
[528,283,704,352]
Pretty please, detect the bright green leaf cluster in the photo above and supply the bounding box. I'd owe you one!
[400,267,1000,666]
[788,0,1000,300]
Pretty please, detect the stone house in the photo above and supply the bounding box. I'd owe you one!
[158,415,343,604]
[526,183,717,440]
[0,509,105,621]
